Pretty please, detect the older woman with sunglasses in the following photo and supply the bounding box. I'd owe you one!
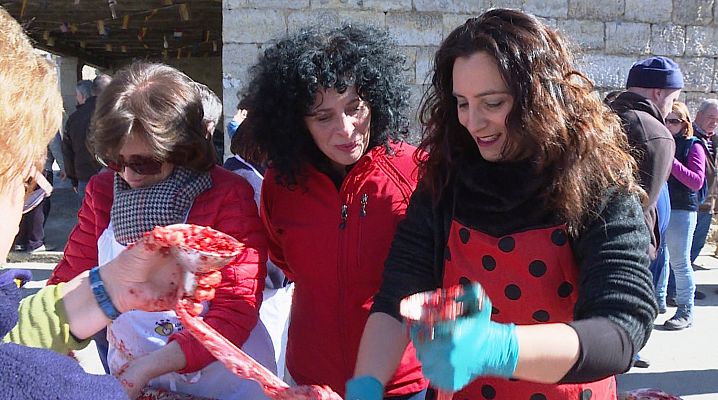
[661,101,707,330]
[47,62,274,399]
[0,7,220,399]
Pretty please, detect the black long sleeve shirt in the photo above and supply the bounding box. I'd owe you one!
[372,156,657,383]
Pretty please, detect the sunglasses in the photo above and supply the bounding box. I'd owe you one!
[665,118,684,125]
[98,154,164,175]
[23,169,52,214]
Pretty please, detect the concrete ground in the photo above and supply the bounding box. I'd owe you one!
[616,243,718,399]
[6,171,718,396]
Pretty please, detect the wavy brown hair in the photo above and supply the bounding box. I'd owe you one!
[90,62,216,172]
[418,9,642,232]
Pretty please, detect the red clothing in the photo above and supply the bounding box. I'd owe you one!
[261,142,427,397]
[444,222,615,400]
[48,167,267,373]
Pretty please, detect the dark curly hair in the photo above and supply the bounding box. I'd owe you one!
[236,23,410,188]
[418,9,642,232]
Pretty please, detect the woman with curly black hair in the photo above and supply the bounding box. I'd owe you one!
[350,9,657,400]
[236,24,428,399]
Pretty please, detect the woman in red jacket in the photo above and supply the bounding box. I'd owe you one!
[48,62,273,400]
[235,24,428,399]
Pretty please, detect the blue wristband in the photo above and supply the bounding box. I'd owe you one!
[89,266,121,320]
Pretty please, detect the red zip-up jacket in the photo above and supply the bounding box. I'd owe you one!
[261,142,427,397]
[47,167,267,373]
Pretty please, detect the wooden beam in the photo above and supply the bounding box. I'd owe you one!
[33,41,111,69]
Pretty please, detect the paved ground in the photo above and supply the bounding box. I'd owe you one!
[7,172,718,396]
[616,244,718,399]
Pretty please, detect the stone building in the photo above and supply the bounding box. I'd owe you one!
[223,0,718,146]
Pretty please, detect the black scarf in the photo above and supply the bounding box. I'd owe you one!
[452,150,559,237]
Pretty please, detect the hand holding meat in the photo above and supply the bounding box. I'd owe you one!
[100,232,222,315]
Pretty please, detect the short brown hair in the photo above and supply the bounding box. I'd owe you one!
[0,6,62,189]
[671,101,694,138]
[90,62,215,171]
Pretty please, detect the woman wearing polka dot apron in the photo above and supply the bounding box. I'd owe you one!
[346,9,657,400]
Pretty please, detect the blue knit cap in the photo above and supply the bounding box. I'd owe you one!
[626,56,684,89]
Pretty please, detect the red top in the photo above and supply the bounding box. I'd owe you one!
[48,167,267,373]
[443,221,616,400]
[261,142,427,397]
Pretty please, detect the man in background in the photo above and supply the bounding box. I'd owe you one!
[690,99,718,265]
[610,56,682,360]
[62,74,111,202]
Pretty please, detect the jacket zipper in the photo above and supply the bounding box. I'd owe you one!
[339,204,348,229]
[360,193,368,217]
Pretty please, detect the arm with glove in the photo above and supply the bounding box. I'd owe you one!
[405,290,580,392]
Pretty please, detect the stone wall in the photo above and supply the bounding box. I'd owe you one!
[222,0,718,147]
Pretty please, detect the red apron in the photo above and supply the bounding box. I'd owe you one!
[442,221,616,400]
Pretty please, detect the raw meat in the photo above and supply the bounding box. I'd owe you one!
[175,300,341,400]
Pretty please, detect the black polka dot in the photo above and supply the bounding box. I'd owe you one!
[551,228,567,246]
[528,260,547,277]
[491,306,500,315]
[498,236,515,252]
[459,276,471,286]
[581,389,593,400]
[558,281,574,298]
[480,384,496,399]
[529,394,547,400]
[508,377,519,382]
[532,310,550,322]
[459,228,470,244]
[482,255,496,271]
[445,246,451,261]
[504,284,521,300]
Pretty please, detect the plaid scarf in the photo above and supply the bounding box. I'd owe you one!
[111,166,212,245]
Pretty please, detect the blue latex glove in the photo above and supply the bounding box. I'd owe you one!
[345,375,384,400]
[409,291,519,391]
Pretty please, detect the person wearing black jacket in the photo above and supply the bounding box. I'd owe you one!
[62,74,110,200]
[348,9,657,400]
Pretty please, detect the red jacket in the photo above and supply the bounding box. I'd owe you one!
[48,167,267,373]
[261,142,427,397]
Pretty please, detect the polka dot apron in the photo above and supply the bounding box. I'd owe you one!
[442,221,616,400]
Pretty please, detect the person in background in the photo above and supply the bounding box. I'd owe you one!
[609,57,680,370]
[62,74,111,201]
[236,23,428,398]
[225,107,266,177]
[610,57,682,368]
[13,132,64,253]
[349,9,656,399]
[662,101,706,330]
[0,6,219,399]
[195,82,226,165]
[48,62,273,400]
[227,107,248,139]
[611,56,680,265]
[690,99,718,265]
